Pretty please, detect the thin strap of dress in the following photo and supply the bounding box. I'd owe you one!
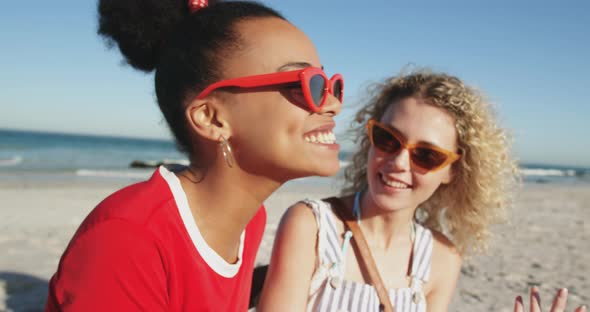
[409,223,433,282]
[302,199,347,299]
[300,199,344,264]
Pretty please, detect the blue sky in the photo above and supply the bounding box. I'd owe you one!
[1,1,589,167]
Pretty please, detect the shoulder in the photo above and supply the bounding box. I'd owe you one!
[428,229,462,286]
[275,195,354,248]
[280,196,348,230]
[51,220,169,310]
[65,219,164,262]
[78,168,174,235]
[272,199,333,251]
[56,219,167,287]
[245,205,267,246]
[422,229,463,307]
[258,201,328,310]
[431,229,462,266]
[278,200,320,233]
[249,204,267,228]
[266,201,321,272]
[97,168,173,218]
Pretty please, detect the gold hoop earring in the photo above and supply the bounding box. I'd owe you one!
[219,135,234,168]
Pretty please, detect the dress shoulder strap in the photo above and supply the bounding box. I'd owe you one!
[299,199,344,265]
[410,223,434,282]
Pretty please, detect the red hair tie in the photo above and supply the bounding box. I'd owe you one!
[188,0,208,13]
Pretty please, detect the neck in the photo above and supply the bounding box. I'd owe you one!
[358,192,416,249]
[177,163,282,262]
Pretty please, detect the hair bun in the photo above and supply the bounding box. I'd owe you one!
[98,0,218,72]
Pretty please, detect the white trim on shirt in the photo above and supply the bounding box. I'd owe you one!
[159,166,245,278]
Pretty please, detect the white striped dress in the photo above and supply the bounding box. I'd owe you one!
[303,198,433,312]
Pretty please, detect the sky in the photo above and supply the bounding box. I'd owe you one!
[1,1,589,167]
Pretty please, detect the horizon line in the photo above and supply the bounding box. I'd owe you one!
[2,127,588,170]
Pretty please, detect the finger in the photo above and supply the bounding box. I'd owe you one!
[514,295,524,312]
[531,286,542,312]
[549,288,568,312]
[574,305,587,312]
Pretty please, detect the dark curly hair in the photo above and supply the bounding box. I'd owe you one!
[97,0,285,153]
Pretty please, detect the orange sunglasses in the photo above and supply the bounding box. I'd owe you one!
[367,119,461,173]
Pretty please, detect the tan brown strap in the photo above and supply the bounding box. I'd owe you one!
[326,197,395,312]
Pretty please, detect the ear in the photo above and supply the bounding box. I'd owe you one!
[185,99,231,142]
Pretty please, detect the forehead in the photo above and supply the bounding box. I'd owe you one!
[221,17,321,77]
[381,97,458,149]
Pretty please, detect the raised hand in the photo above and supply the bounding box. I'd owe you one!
[514,286,587,312]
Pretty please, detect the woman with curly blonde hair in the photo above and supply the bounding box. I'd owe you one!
[259,70,520,311]
[341,69,518,256]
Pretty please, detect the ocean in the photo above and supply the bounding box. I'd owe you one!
[1,129,588,184]
[0,129,185,181]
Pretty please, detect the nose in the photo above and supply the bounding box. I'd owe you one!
[318,92,342,116]
[386,148,411,172]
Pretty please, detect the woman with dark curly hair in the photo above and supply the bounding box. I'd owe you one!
[259,70,520,311]
[45,0,343,310]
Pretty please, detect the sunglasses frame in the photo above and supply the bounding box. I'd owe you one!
[367,119,461,173]
[195,67,343,112]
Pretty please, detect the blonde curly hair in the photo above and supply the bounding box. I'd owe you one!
[342,69,520,255]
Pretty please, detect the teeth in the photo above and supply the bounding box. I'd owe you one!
[381,175,409,189]
[304,131,336,144]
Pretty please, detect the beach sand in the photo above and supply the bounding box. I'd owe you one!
[0,175,588,311]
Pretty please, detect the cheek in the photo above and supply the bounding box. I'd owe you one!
[230,94,310,169]
[232,92,304,137]
[366,149,386,186]
[366,148,393,173]
[412,170,447,201]
[366,149,379,174]
[234,116,300,158]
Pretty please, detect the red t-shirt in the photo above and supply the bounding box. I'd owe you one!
[46,166,266,311]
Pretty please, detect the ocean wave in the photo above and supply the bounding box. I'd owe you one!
[521,168,577,177]
[339,160,351,168]
[0,156,23,167]
[130,158,190,168]
[76,169,152,179]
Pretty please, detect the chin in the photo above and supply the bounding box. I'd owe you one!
[315,170,338,178]
[316,160,341,177]
[277,163,339,182]
[368,185,414,212]
[298,161,340,179]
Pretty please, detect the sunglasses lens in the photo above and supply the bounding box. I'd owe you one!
[332,79,343,102]
[371,124,402,153]
[309,75,327,107]
[411,148,448,170]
